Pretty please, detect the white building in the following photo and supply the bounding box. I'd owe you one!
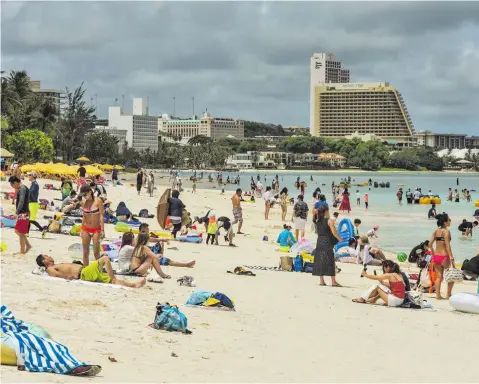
[108,98,158,152]
[310,53,350,135]
[159,111,244,145]
[93,127,128,151]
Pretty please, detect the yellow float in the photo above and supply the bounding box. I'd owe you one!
[475,201,479,208]
[419,197,441,205]
[1,323,51,366]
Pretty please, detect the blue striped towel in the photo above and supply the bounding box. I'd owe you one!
[1,305,87,374]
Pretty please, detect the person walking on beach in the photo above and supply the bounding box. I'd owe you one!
[263,186,273,220]
[428,213,456,299]
[27,172,45,236]
[76,163,87,192]
[79,184,104,266]
[312,205,343,287]
[111,165,119,186]
[9,176,31,254]
[293,194,308,241]
[356,190,360,206]
[136,168,144,195]
[232,188,244,234]
[339,187,351,213]
[280,187,288,221]
[454,189,460,202]
[147,171,155,197]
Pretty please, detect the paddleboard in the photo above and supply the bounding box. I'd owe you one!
[157,188,171,229]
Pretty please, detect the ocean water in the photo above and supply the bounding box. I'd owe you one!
[174,170,479,262]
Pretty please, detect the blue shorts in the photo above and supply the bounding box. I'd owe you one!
[159,257,170,266]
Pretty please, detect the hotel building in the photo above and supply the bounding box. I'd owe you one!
[159,111,244,145]
[311,82,416,147]
[30,80,64,113]
[309,53,350,134]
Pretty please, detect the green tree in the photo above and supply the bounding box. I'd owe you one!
[188,135,212,146]
[5,129,54,163]
[55,83,95,161]
[85,131,120,163]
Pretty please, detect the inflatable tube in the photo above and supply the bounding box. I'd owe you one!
[449,293,479,314]
[68,242,120,261]
[334,218,354,252]
[475,201,479,208]
[1,323,51,366]
[279,246,290,253]
[419,197,441,205]
[176,235,202,243]
[1,217,16,228]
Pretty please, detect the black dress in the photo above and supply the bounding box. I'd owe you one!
[312,217,336,277]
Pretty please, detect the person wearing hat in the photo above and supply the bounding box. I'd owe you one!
[27,172,45,236]
[277,223,296,248]
[355,236,381,266]
[366,226,379,238]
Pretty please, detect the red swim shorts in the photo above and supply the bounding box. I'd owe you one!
[15,213,30,235]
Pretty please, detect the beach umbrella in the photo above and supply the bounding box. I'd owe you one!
[76,156,90,162]
[114,165,124,170]
[100,164,113,171]
[83,165,103,176]
[0,148,14,158]
[157,188,171,229]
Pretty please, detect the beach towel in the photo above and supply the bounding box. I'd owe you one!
[0,305,87,373]
[28,273,132,290]
[243,265,282,271]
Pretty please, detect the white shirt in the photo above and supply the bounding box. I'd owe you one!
[117,245,134,273]
[263,190,273,202]
[356,192,360,199]
[413,191,421,199]
[356,244,373,265]
[256,181,263,190]
[366,229,377,238]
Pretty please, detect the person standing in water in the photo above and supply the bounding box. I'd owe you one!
[339,187,351,213]
[428,213,456,300]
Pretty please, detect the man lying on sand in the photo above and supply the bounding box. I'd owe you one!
[36,254,146,288]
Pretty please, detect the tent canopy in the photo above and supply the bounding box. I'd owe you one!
[0,148,14,158]
[456,159,472,164]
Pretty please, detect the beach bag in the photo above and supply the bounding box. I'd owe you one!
[444,268,463,284]
[186,291,212,306]
[279,256,294,271]
[153,303,191,333]
[303,262,314,273]
[406,291,424,308]
[419,268,431,288]
[204,292,235,309]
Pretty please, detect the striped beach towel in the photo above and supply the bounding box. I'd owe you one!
[1,305,87,374]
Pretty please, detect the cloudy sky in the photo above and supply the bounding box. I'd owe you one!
[2,1,479,134]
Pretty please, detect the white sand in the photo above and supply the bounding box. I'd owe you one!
[1,177,478,383]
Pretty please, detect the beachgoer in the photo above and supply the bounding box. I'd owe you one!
[408,240,429,264]
[61,190,80,213]
[277,224,296,247]
[293,194,308,241]
[61,177,73,199]
[217,216,236,247]
[405,189,412,204]
[232,188,244,234]
[111,165,119,186]
[428,204,437,219]
[76,163,87,192]
[37,254,146,288]
[396,188,403,203]
[263,186,273,220]
[413,189,421,204]
[447,188,452,202]
[356,190,360,206]
[116,201,134,222]
[192,177,197,194]
[146,171,154,197]
[206,213,218,245]
[352,260,406,307]
[353,218,361,239]
[280,187,288,221]
[339,187,351,213]
[366,226,379,239]
[364,192,369,209]
[300,181,306,196]
[458,219,478,237]
[27,172,45,235]
[428,213,456,299]
[312,205,342,287]
[168,190,185,239]
[461,249,479,275]
[136,168,144,195]
[355,236,382,266]
[9,176,31,254]
[79,184,104,266]
[454,189,459,202]
[90,181,107,198]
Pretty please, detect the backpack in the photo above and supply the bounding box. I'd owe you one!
[204,292,235,309]
[152,303,191,334]
[279,256,294,271]
[139,209,149,218]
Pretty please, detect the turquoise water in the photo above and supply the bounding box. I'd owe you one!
[178,171,479,262]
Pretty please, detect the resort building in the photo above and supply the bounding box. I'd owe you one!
[30,80,64,113]
[465,136,479,149]
[318,153,346,168]
[92,127,128,152]
[310,53,350,135]
[311,82,416,148]
[415,131,479,150]
[159,111,244,145]
[107,98,158,152]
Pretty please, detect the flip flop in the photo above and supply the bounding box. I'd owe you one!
[67,365,102,376]
[332,283,343,287]
[319,283,327,286]
[352,298,366,303]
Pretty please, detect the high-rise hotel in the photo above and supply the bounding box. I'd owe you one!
[309,53,415,147]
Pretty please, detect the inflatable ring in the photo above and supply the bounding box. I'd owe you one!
[419,197,441,205]
[1,323,51,366]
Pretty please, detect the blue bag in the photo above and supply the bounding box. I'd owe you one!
[294,255,303,272]
[153,303,191,334]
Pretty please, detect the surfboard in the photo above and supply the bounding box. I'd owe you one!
[157,188,171,229]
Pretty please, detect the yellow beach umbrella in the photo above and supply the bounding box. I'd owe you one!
[100,164,113,171]
[114,165,124,170]
[83,165,103,176]
[76,156,90,162]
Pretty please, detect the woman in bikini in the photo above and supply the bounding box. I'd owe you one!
[428,212,456,299]
[79,185,104,266]
[129,233,171,278]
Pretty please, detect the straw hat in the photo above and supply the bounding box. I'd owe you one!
[359,235,369,245]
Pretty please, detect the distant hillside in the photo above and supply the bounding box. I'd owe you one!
[244,121,309,137]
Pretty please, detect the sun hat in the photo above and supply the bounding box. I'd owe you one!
[27,171,38,178]
[359,235,369,245]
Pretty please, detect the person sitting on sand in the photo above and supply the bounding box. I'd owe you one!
[461,248,479,276]
[117,233,171,278]
[356,236,382,266]
[61,190,81,214]
[277,223,297,247]
[36,254,146,288]
[116,201,135,222]
[352,260,406,307]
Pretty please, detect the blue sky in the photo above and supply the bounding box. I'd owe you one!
[2,1,478,134]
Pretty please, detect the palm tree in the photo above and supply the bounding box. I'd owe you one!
[29,95,59,132]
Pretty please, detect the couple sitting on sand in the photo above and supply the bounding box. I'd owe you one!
[36,223,196,288]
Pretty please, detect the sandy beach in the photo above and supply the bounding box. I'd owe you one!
[1,176,478,383]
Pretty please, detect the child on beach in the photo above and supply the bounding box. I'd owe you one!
[364,193,369,209]
[356,190,360,206]
[353,218,361,239]
[206,215,218,245]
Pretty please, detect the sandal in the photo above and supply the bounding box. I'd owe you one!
[332,283,343,287]
[67,365,102,377]
[319,283,327,286]
[352,298,366,303]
